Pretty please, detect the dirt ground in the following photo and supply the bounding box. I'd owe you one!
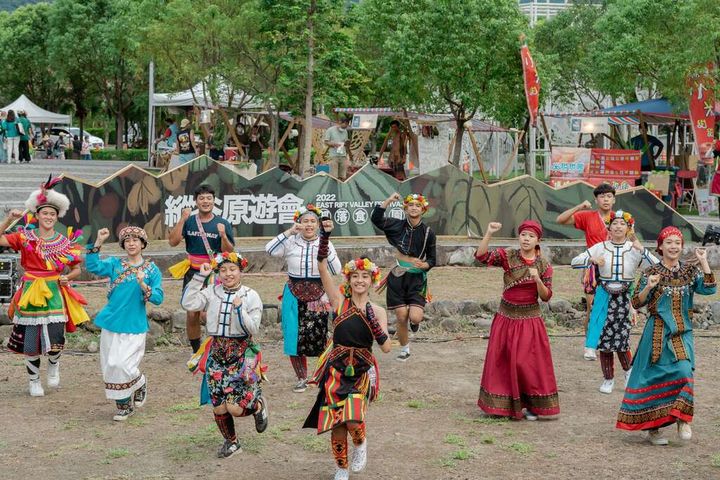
[3,267,720,479]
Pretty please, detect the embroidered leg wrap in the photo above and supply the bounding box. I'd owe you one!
[617,350,632,371]
[116,397,132,408]
[190,338,202,353]
[331,429,348,469]
[347,422,366,446]
[599,351,614,380]
[290,355,308,380]
[25,356,41,380]
[48,351,61,365]
[214,412,237,442]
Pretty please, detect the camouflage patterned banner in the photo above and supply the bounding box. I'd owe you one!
[54,156,702,243]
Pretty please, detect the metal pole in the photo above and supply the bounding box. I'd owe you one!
[147,60,155,166]
[529,123,537,177]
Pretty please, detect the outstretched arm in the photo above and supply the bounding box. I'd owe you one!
[317,219,342,311]
[475,222,501,258]
[556,200,592,225]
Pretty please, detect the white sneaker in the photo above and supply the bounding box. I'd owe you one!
[523,409,538,421]
[47,361,60,388]
[677,421,692,440]
[29,378,45,397]
[624,368,632,388]
[648,429,669,446]
[334,468,349,480]
[599,379,614,394]
[350,440,368,473]
[584,347,597,361]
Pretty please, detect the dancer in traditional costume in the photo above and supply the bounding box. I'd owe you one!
[556,183,616,360]
[265,203,341,393]
[181,252,268,458]
[0,176,89,396]
[168,184,234,353]
[617,227,715,445]
[571,210,658,394]
[86,226,164,421]
[303,219,391,480]
[475,220,559,420]
[371,192,435,362]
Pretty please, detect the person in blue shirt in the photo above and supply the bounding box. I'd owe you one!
[630,122,664,172]
[168,184,235,353]
[86,225,164,422]
[1,109,20,163]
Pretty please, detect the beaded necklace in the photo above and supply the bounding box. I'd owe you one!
[22,229,81,271]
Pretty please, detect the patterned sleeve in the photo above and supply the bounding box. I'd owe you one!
[693,267,717,296]
[476,248,509,270]
[542,263,553,294]
[327,240,342,275]
[145,264,165,306]
[631,273,650,309]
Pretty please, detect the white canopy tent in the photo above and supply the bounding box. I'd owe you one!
[1,94,71,124]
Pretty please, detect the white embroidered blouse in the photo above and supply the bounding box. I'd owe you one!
[265,233,341,278]
[571,240,659,290]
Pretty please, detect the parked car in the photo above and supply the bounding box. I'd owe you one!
[48,127,105,150]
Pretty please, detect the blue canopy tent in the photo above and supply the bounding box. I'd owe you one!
[545,98,689,125]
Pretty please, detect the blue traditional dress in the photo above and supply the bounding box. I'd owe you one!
[85,247,164,401]
[617,263,716,430]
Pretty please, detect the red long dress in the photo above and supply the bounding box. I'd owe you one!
[476,248,560,419]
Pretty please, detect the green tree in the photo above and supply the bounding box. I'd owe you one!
[533,1,609,110]
[356,0,527,166]
[0,3,66,109]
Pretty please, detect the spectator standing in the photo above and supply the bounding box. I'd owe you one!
[323,117,351,180]
[17,110,33,163]
[0,111,6,164]
[163,118,178,148]
[239,125,264,170]
[175,118,197,165]
[2,110,20,163]
[630,122,663,172]
[81,136,92,160]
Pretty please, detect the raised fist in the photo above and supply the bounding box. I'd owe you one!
[96,228,110,243]
[8,209,23,220]
[528,267,539,279]
[233,294,243,308]
[321,218,334,233]
[486,222,502,234]
[181,208,192,220]
[580,200,592,210]
[389,192,402,202]
[136,270,146,283]
[217,223,226,236]
[199,263,212,276]
[695,247,708,263]
[646,274,661,288]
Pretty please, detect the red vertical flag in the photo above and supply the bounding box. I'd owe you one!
[520,43,540,127]
[688,74,716,165]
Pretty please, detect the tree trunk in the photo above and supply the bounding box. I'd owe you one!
[451,119,465,167]
[116,111,125,150]
[301,0,316,177]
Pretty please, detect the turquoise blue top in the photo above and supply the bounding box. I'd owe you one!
[1,120,19,138]
[86,247,164,334]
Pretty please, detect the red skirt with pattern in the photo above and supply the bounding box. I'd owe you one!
[478,300,560,419]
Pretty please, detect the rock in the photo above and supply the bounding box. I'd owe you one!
[447,247,478,266]
[0,324,13,342]
[710,302,720,323]
[87,340,99,353]
[81,320,101,334]
[173,311,187,331]
[145,336,156,352]
[549,299,572,314]
[149,308,173,324]
[261,306,279,326]
[482,299,500,314]
[544,317,557,328]
[459,301,483,317]
[0,309,12,325]
[472,317,492,329]
[440,317,460,332]
[148,320,165,337]
[433,300,459,318]
[554,312,581,328]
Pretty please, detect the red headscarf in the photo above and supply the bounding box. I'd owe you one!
[518,220,543,240]
[656,226,683,254]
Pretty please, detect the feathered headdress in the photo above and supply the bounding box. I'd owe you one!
[24,174,70,218]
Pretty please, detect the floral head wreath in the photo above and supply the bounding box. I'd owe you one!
[212,251,248,271]
[606,209,634,228]
[340,258,382,297]
[403,193,429,213]
[293,203,323,223]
